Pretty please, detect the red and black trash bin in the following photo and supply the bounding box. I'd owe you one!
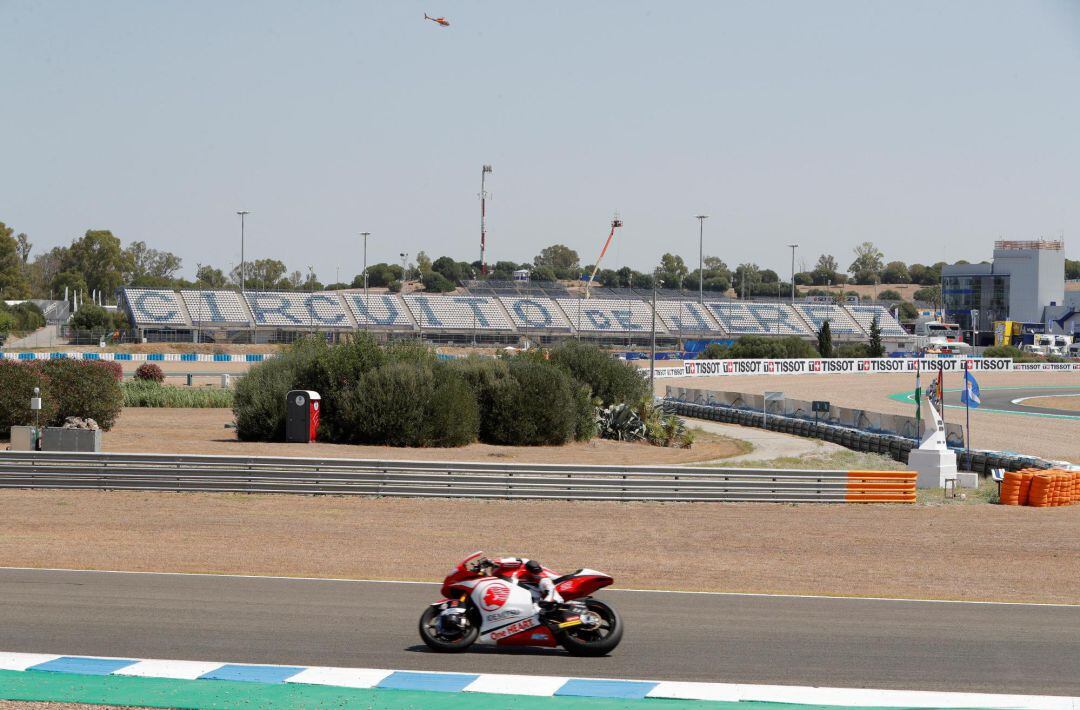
[286,390,321,443]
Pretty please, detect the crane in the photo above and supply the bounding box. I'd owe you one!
[584,214,622,299]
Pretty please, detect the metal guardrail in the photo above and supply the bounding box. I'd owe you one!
[0,451,914,503]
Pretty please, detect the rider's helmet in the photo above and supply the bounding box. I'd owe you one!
[524,559,543,576]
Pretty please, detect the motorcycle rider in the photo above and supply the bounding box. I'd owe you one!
[480,556,563,609]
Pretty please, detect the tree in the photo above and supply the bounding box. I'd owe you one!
[230,258,288,290]
[881,261,911,284]
[63,230,127,299]
[898,301,919,320]
[878,289,903,301]
[415,250,433,277]
[1066,259,1079,280]
[0,222,30,298]
[734,263,760,298]
[533,244,580,279]
[531,265,557,282]
[432,256,468,283]
[71,303,113,332]
[422,271,455,293]
[123,241,183,287]
[868,315,884,357]
[194,264,228,288]
[913,286,940,304]
[657,253,689,289]
[848,242,884,284]
[811,254,840,286]
[15,233,31,263]
[817,320,833,358]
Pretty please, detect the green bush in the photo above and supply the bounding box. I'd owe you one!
[38,360,124,429]
[724,335,818,359]
[122,381,233,408]
[836,342,871,358]
[549,340,649,407]
[0,362,59,435]
[700,343,729,359]
[485,359,578,446]
[449,356,512,442]
[233,355,295,441]
[344,362,478,447]
[982,344,1023,359]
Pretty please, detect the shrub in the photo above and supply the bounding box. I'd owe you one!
[344,362,478,447]
[878,289,902,301]
[38,360,124,430]
[134,363,165,383]
[0,362,59,435]
[836,342,870,358]
[484,359,577,446]
[724,335,817,359]
[233,355,294,441]
[449,356,512,442]
[70,304,112,332]
[100,360,124,382]
[700,343,729,359]
[549,340,649,407]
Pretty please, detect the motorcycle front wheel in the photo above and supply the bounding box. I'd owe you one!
[558,598,623,656]
[418,605,479,652]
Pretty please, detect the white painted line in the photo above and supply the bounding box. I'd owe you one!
[1011,394,1080,406]
[735,683,1078,710]
[648,680,743,702]
[285,667,393,688]
[114,659,226,680]
[464,673,571,696]
[2,566,1075,608]
[0,652,61,671]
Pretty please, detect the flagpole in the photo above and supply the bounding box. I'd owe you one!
[938,367,945,445]
[914,362,922,443]
[964,359,971,457]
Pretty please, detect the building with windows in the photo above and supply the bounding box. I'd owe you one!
[941,240,1066,332]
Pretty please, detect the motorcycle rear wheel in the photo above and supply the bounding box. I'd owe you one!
[558,599,622,656]
[419,605,479,652]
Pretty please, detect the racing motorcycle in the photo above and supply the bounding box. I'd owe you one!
[418,552,622,656]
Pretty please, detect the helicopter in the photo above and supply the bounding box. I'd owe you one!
[424,13,449,27]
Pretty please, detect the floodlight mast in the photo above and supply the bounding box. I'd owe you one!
[480,165,492,275]
[585,214,623,299]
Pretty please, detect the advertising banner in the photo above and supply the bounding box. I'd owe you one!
[656,358,1018,379]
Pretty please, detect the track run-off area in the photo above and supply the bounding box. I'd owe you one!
[0,568,1077,699]
[890,385,1080,421]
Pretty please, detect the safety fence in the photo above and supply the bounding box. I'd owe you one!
[662,398,1064,475]
[1000,469,1080,507]
[0,451,914,503]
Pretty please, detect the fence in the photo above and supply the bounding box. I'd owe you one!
[662,397,1065,475]
[0,451,914,503]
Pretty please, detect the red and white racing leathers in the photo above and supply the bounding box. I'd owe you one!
[489,557,564,604]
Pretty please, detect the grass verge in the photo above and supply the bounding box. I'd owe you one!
[121,381,233,408]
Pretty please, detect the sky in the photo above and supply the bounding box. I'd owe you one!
[2,0,1079,282]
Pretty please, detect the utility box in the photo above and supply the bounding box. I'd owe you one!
[286,390,321,443]
[41,427,102,452]
[9,426,40,451]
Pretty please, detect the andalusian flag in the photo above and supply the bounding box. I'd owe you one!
[961,369,981,408]
[914,365,922,438]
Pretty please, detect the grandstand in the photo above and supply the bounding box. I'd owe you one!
[793,303,862,336]
[705,302,812,336]
[119,287,909,347]
[847,305,908,337]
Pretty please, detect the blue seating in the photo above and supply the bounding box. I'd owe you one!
[654,301,723,333]
[344,293,414,329]
[181,290,251,325]
[846,305,908,337]
[244,292,350,327]
[499,297,572,330]
[123,289,189,326]
[792,304,861,335]
[556,298,661,333]
[404,295,514,330]
[705,302,811,335]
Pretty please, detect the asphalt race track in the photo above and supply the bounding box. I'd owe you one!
[0,569,1077,696]
[945,386,1080,418]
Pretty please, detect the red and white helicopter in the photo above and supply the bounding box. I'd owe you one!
[424,13,450,27]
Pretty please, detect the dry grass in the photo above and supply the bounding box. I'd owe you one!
[1,489,1077,604]
[101,408,747,465]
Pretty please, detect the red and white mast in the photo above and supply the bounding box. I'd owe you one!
[480,164,492,275]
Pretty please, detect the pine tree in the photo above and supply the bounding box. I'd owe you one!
[817,319,833,358]
[868,315,884,357]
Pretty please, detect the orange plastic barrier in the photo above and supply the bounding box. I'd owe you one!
[1009,469,1079,507]
[845,471,916,503]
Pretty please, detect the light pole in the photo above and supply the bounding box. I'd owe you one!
[480,165,492,274]
[237,211,250,293]
[361,232,371,330]
[695,215,708,305]
[787,244,798,302]
[400,252,408,289]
